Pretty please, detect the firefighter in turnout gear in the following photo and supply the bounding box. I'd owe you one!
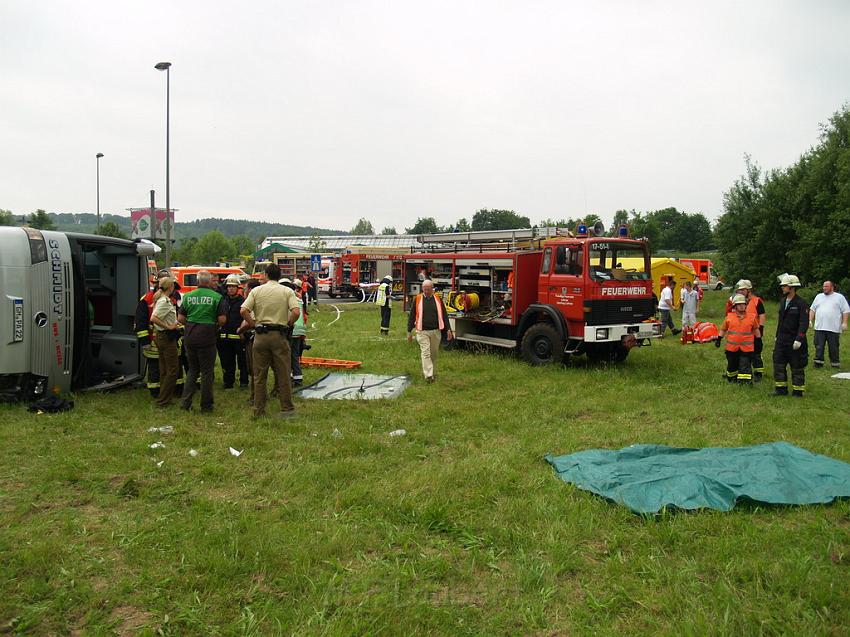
[726,279,767,380]
[218,274,249,389]
[134,271,184,396]
[773,273,809,397]
[716,294,761,384]
[375,275,393,335]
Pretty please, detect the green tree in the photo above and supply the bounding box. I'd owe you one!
[94,221,129,239]
[27,209,56,230]
[381,226,397,235]
[454,218,471,232]
[307,234,328,252]
[231,235,256,257]
[714,105,850,294]
[192,231,235,265]
[350,218,374,234]
[174,237,199,266]
[0,209,14,226]
[471,209,531,231]
[406,217,441,234]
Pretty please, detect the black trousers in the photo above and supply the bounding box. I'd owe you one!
[773,345,807,394]
[380,305,392,333]
[217,337,248,387]
[725,350,753,384]
[752,337,765,374]
[181,344,217,410]
[813,330,840,366]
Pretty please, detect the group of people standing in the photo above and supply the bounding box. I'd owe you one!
[717,275,848,397]
[137,265,313,419]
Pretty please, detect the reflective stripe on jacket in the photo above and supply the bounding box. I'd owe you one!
[415,294,445,331]
[723,313,758,352]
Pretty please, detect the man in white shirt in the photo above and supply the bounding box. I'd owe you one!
[809,280,850,369]
[680,280,700,327]
[658,279,680,336]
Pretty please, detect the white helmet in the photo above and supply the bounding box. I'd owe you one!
[293,278,303,287]
[384,275,393,282]
[734,279,752,291]
[224,274,241,286]
[778,273,801,287]
[731,293,747,305]
[280,278,292,285]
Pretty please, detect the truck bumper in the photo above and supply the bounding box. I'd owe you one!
[583,322,661,344]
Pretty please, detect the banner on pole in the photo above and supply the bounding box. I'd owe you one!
[128,208,174,240]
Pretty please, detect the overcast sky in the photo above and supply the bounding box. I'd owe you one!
[1,1,848,232]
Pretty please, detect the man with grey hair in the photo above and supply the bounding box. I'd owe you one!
[178,270,227,412]
[809,280,850,369]
[407,280,453,382]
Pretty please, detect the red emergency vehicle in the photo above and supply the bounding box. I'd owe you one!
[403,226,661,364]
[679,258,723,289]
[327,247,406,300]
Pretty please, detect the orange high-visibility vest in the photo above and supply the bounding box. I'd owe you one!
[722,313,758,352]
[414,294,445,331]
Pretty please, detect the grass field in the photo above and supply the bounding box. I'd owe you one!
[1,290,849,635]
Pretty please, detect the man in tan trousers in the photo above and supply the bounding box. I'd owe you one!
[407,280,453,382]
[240,263,301,418]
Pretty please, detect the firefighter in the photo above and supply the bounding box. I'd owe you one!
[773,273,809,397]
[726,279,767,380]
[375,275,392,335]
[218,274,249,390]
[134,272,184,397]
[716,294,761,384]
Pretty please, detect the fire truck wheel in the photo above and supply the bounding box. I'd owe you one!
[520,323,564,366]
[715,282,723,290]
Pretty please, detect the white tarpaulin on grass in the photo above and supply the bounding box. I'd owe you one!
[297,373,411,400]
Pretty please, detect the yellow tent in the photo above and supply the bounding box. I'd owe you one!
[617,257,696,307]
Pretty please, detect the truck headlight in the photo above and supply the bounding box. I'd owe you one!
[595,328,609,340]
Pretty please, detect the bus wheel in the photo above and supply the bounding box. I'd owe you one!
[520,323,564,366]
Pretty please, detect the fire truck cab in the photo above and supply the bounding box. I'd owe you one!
[404,227,661,364]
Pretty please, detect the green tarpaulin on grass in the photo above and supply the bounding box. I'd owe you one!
[545,442,850,514]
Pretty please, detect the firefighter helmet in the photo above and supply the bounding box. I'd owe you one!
[734,279,752,291]
[224,274,241,286]
[778,273,801,287]
[731,294,747,305]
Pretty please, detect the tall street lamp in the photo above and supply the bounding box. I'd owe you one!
[95,153,104,233]
[154,61,172,269]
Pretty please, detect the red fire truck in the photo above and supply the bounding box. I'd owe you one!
[327,247,406,300]
[403,226,661,364]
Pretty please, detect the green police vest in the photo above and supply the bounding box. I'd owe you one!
[181,287,222,324]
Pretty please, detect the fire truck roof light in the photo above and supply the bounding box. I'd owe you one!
[577,223,588,237]
[618,225,629,237]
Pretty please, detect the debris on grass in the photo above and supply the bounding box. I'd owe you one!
[388,429,407,437]
[147,425,174,434]
[229,447,243,457]
[149,442,165,449]
[188,449,199,457]
[332,428,343,439]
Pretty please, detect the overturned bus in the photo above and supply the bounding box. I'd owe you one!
[0,226,155,401]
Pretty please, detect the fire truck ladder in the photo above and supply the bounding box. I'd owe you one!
[417,227,568,252]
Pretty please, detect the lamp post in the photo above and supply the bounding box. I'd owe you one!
[154,61,172,270]
[96,153,104,233]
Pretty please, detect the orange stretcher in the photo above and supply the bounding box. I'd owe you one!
[300,357,362,369]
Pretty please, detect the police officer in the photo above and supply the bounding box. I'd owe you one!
[240,263,301,419]
[375,275,393,335]
[218,274,249,389]
[178,270,227,412]
[773,273,809,397]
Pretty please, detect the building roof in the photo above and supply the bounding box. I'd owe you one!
[260,234,423,251]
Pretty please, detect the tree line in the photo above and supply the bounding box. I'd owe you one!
[715,104,850,297]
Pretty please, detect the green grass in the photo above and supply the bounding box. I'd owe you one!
[1,292,849,635]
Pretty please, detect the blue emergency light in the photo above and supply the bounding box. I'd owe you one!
[577,223,588,237]
[618,225,629,237]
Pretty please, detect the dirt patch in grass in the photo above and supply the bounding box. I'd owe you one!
[109,605,155,635]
